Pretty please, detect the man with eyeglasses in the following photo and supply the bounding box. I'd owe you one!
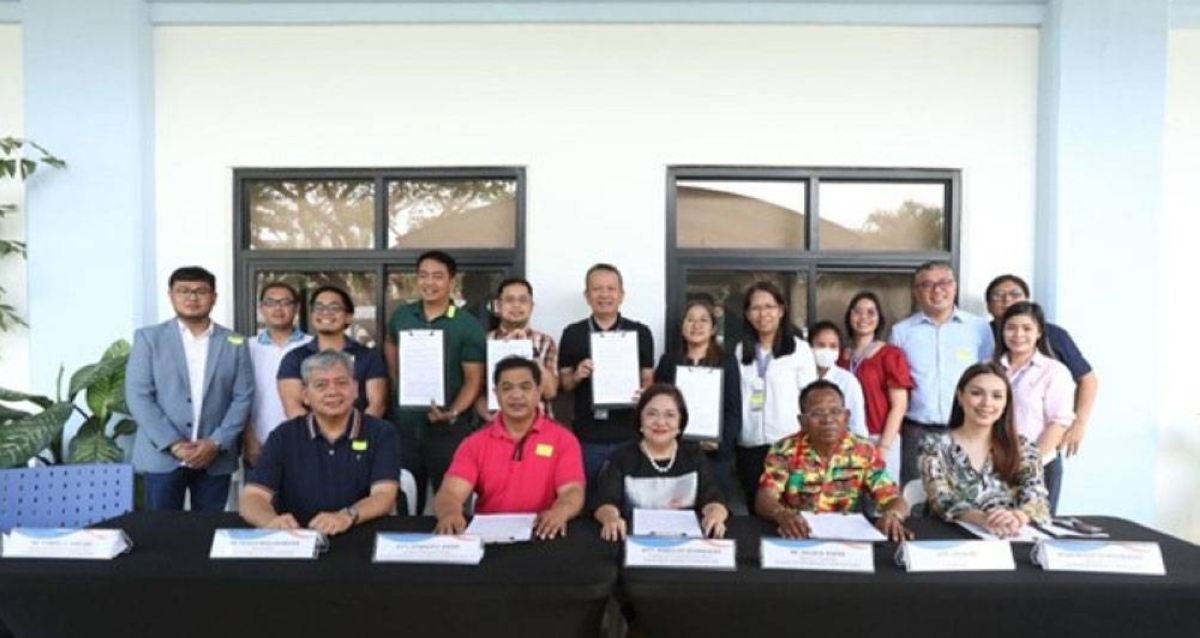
[277,285,389,419]
[473,277,559,421]
[755,380,913,541]
[243,282,312,468]
[890,261,994,485]
[127,266,255,511]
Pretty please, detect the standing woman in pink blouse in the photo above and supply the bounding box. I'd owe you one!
[994,301,1076,514]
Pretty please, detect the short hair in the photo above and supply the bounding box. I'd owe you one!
[807,320,843,347]
[799,379,845,412]
[169,266,216,290]
[259,281,300,303]
[496,277,533,298]
[300,349,356,385]
[493,356,542,386]
[635,383,689,434]
[912,260,953,283]
[309,285,354,315]
[843,291,888,341]
[985,274,1031,301]
[417,250,458,277]
[585,263,624,289]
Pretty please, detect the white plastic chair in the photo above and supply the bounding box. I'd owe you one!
[903,479,927,517]
[399,469,418,516]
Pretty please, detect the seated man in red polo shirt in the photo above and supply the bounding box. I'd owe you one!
[433,356,585,540]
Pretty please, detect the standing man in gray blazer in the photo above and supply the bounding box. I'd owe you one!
[126,266,255,511]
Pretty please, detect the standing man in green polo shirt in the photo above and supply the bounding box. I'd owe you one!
[384,250,486,513]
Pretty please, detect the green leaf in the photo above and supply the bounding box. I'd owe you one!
[0,386,54,409]
[0,403,32,422]
[113,418,137,436]
[0,402,73,469]
[102,339,131,361]
[67,363,100,401]
[85,361,125,425]
[19,158,35,179]
[0,239,26,258]
[67,417,123,464]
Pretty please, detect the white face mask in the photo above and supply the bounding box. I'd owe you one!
[813,347,839,369]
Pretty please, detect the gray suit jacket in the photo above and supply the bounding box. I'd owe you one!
[126,319,254,475]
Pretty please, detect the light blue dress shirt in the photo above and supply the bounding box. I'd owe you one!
[889,308,994,425]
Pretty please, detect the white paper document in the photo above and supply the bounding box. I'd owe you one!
[674,366,723,441]
[486,338,535,411]
[399,330,446,407]
[624,537,737,570]
[373,533,484,565]
[209,529,328,560]
[1,528,131,560]
[590,331,640,407]
[464,513,536,544]
[896,539,1015,572]
[760,538,875,573]
[801,512,887,542]
[957,520,1049,543]
[633,509,704,538]
[1032,539,1165,576]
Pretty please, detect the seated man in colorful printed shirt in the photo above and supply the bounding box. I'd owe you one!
[754,379,913,541]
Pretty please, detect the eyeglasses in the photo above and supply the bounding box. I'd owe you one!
[172,287,214,299]
[311,303,346,315]
[988,289,1026,302]
[260,299,296,309]
[915,279,955,292]
[801,408,847,421]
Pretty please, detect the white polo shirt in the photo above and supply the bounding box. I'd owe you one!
[247,328,312,442]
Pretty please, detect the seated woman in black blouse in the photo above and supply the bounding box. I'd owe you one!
[593,383,729,541]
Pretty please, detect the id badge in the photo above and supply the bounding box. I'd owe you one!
[594,408,609,420]
[750,378,765,413]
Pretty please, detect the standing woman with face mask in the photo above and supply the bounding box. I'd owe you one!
[734,282,817,509]
[994,301,1075,514]
[806,321,868,438]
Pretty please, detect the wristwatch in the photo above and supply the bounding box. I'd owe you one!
[342,505,360,526]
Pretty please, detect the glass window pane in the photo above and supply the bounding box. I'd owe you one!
[676,180,807,249]
[388,180,517,249]
[383,269,507,336]
[818,182,946,251]
[248,180,375,250]
[814,271,913,339]
[683,270,809,348]
[254,271,380,347]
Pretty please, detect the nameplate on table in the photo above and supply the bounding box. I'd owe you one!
[1032,540,1165,576]
[624,537,736,570]
[0,528,131,560]
[373,533,484,565]
[760,538,875,573]
[896,540,1014,572]
[209,529,327,559]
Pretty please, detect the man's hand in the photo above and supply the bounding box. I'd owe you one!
[574,359,594,381]
[185,439,220,469]
[428,402,457,424]
[773,509,809,539]
[875,511,915,541]
[534,508,571,540]
[242,437,262,469]
[1060,422,1088,457]
[265,514,300,530]
[434,512,468,535]
[308,511,354,536]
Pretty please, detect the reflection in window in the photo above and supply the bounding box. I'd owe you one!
[818,182,946,251]
[684,270,809,348]
[384,270,507,334]
[677,180,806,249]
[248,180,374,249]
[389,180,517,249]
[254,271,380,347]
[814,271,913,338]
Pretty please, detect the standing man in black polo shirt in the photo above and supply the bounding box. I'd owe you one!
[384,251,486,513]
[558,263,655,505]
[277,285,389,419]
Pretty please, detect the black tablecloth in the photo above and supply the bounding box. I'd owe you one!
[620,516,1200,638]
[0,512,618,638]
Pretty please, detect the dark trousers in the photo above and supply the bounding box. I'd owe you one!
[900,420,945,487]
[143,467,231,512]
[1044,455,1063,515]
[398,417,475,515]
[735,444,771,513]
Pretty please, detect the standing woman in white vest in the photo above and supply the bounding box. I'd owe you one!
[734,281,817,508]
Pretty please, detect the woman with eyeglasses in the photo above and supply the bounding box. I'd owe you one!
[837,291,913,481]
[594,384,729,540]
[919,362,1050,536]
[993,301,1075,514]
[733,281,817,509]
[653,298,742,510]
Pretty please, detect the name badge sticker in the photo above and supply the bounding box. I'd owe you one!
[352,440,368,451]
[535,444,554,457]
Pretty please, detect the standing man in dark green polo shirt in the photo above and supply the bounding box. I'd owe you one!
[384,250,486,513]
[558,263,655,506]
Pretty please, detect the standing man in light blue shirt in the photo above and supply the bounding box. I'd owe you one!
[889,261,993,485]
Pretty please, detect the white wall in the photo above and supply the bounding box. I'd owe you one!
[0,24,27,392]
[1157,28,1200,541]
[155,24,1039,353]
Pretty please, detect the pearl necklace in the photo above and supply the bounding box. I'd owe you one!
[640,441,678,474]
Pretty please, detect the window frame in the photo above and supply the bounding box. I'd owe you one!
[665,165,961,337]
[233,166,526,340]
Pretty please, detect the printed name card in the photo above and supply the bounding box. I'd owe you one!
[624,537,736,570]
[373,533,484,565]
[1032,540,1165,576]
[1,528,131,560]
[896,540,1015,572]
[760,538,875,573]
[209,529,328,559]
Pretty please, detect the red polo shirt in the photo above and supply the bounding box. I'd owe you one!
[446,412,585,514]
